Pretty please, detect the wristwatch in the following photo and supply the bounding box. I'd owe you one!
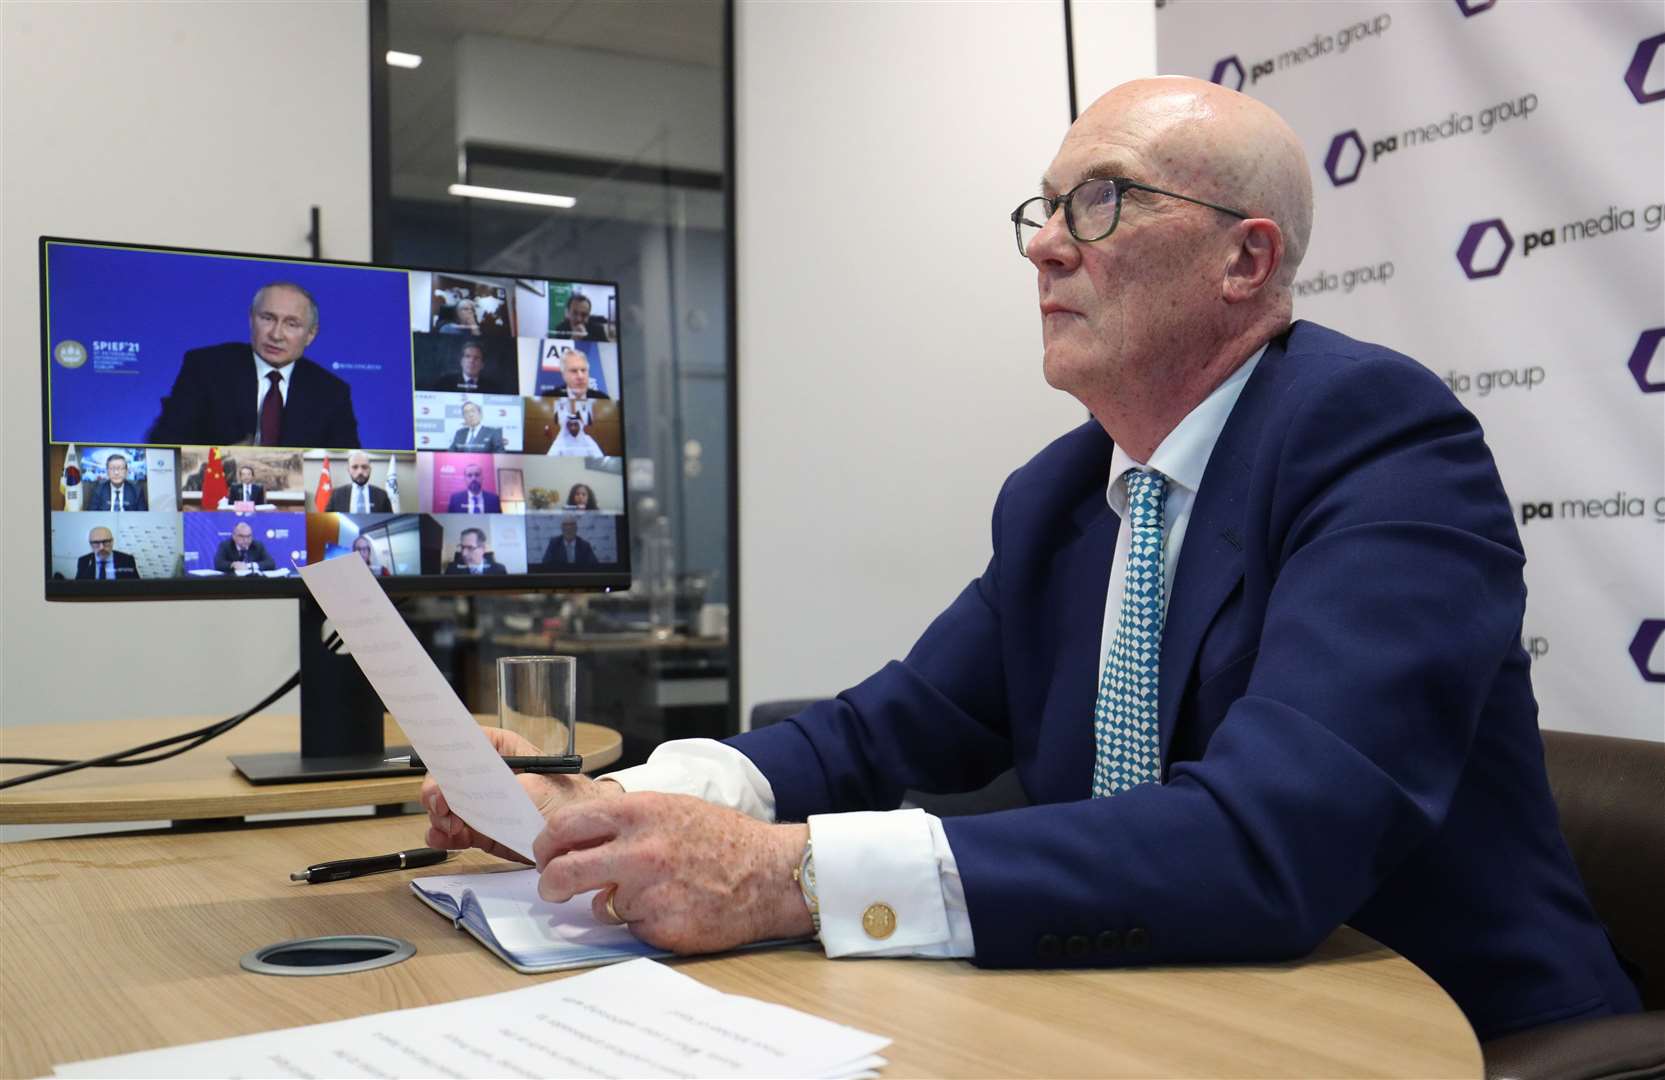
[792,839,820,938]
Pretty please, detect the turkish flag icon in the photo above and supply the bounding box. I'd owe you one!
[314,453,333,512]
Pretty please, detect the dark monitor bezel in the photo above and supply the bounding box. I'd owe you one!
[39,235,631,601]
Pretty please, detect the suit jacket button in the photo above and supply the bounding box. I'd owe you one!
[1096,930,1121,955]
[1036,934,1062,960]
[1065,935,1090,959]
[1126,927,1150,952]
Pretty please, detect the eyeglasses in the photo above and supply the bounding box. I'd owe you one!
[1011,176,1249,257]
[89,538,114,547]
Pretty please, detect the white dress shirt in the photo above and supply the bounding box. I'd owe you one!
[607,346,1266,958]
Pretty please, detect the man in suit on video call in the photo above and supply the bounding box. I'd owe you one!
[326,450,393,514]
[146,282,361,449]
[451,341,514,394]
[539,516,599,570]
[84,453,147,512]
[228,464,265,506]
[445,526,505,576]
[448,401,506,452]
[446,463,501,514]
[75,526,139,580]
[552,294,613,343]
[551,347,611,401]
[421,78,1641,1042]
[214,521,275,575]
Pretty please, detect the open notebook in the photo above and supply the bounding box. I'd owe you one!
[412,867,667,973]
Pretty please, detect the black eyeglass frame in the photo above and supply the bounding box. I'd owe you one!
[1011,177,1250,255]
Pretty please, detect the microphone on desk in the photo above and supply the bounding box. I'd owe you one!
[290,847,450,884]
[385,753,583,775]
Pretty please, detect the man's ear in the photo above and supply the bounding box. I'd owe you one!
[1222,219,1284,303]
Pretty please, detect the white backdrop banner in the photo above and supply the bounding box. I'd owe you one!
[1153,0,1664,739]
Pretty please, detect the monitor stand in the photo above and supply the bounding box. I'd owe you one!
[229,595,414,785]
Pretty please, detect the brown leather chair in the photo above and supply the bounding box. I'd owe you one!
[1482,730,1665,1080]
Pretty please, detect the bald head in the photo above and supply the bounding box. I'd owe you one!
[1028,78,1315,459]
[1067,77,1313,286]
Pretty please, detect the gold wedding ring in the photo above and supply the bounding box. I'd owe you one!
[603,886,624,924]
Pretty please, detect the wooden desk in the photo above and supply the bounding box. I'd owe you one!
[0,814,1482,1078]
[0,715,622,825]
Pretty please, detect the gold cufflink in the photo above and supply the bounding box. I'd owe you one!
[861,902,897,940]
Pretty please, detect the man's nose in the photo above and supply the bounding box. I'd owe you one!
[1024,204,1080,270]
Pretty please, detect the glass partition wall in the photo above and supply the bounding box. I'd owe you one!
[371,0,735,764]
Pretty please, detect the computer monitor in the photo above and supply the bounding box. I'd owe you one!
[39,237,632,781]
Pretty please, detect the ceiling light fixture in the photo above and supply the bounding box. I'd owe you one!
[447,183,577,209]
[386,50,423,69]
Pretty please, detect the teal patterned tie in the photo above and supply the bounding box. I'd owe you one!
[1092,469,1169,797]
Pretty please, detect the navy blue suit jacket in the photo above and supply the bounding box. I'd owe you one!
[147,342,361,449]
[540,535,598,569]
[84,480,147,512]
[729,321,1639,1040]
[447,489,502,513]
[75,551,139,579]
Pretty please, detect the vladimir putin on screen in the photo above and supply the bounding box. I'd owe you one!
[75,526,139,580]
[147,282,361,449]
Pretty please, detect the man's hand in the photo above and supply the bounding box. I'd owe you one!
[422,726,622,863]
[532,793,813,955]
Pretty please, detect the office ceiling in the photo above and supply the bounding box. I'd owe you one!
[386,0,723,202]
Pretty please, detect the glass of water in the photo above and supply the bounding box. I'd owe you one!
[496,655,577,755]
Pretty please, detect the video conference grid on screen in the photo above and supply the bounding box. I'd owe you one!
[42,240,628,586]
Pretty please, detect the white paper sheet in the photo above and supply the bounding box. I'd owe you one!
[297,553,548,860]
[54,958,892,1079]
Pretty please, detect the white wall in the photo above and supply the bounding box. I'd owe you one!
[0,1,371,727]
[1071,0,1159,106]
[736,2,1155,719]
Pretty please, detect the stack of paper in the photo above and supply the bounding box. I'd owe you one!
[55,958,891,1078]
[411,867,669,972]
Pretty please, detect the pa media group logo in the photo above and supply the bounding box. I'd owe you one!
[1630,620,1665,683]
[1324,131,1366,186]
[1630,328,1665,393]
[1626,33,1665,104]
[1211,56,1246,92]
[1456,219,1513,279]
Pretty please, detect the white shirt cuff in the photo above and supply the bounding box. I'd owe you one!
[809,808,975,959]
[603,738,776,822]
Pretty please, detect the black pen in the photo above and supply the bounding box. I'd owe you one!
[290,847,450,884]
[384,753,584,774]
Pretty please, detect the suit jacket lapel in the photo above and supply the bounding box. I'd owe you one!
[1042,478,1121,799]
[1156,334,1288,767]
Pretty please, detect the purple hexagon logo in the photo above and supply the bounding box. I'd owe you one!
[1210,56,1245,92]
[1455,0,1496,14]
[1629,620,1665,683]
[1456,219,1513,279]
[1628,328,1665,392]
[1625,33,1665,104]
[1324,130,1366,186]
